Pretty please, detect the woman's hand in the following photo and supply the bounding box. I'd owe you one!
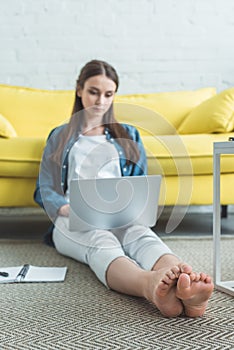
[58,204,70,217]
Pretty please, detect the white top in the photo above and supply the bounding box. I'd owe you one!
[66,134,121,200]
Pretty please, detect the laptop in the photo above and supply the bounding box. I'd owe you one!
[69,175,162,231]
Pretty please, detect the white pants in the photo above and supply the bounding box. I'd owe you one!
[53,216,174,287]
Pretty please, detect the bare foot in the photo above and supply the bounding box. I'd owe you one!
[176,272,214,317]
[146,265,184,317]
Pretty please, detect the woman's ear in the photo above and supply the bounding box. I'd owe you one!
[77,86,82,98]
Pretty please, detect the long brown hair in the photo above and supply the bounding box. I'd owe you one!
[52,59,140,165]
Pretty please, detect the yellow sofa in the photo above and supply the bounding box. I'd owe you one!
[0,84,234,208]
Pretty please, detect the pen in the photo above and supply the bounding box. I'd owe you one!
[0,271,9,277]
[16,264,30,282]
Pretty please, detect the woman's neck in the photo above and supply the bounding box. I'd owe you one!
[82,125,105,136]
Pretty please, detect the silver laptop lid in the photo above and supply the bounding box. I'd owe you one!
[69,175,161,231]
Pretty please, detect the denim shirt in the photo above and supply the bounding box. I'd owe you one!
[34,123,147,225]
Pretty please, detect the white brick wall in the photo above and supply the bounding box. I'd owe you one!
[0,0,234,93]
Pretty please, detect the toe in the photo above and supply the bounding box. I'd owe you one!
[205,275,212,283]
[166,270,176,280]
[178,263,193,275]
[200,272,208,282]
[171,266,180,278]
[158,281,169,291]
[192,273,201,282]
[162,275,171,284]
[178,273,191,290]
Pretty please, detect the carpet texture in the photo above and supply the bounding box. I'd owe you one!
[0,237,233,350]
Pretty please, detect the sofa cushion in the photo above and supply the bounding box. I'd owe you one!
[0,84,75,137]
[0,113,17,138]
[178,88,234,134]
[115,87,216,134]
[0,137,46,177]
[142,133,234,176]
[114,104,173,136]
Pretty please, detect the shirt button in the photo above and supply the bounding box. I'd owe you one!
[61,182,64,186]
[123,167,127,172]
[119,151,123,155]
[63,165,66,169]
[66,148,69,152]
[110,138,114,142]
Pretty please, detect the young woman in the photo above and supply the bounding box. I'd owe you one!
[34,59,213,317]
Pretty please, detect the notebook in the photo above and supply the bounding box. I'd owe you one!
[69,175,161,231]
[0,265,67,283]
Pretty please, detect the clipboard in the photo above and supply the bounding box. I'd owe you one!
[0,265,67,283]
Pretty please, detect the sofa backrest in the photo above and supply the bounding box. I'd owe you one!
[114,87,217,135]
[0,84,216,138]
[0,84,75,137]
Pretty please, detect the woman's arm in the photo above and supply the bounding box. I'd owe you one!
[34,126,68,221]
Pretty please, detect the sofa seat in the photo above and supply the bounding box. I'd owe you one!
[143,133,234,176]
[1,133,234,181]
[0,137,45,177]
[1,132,234,208]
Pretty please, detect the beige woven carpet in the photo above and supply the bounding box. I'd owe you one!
[0,237,233,350]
